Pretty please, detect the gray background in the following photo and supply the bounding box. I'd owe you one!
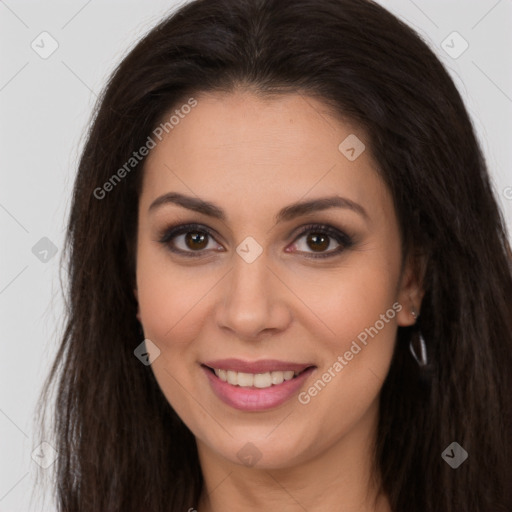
[1,1,511,510]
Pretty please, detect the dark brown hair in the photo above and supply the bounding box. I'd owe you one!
[34,0,512,510]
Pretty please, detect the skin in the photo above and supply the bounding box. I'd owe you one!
[134,90,424,512]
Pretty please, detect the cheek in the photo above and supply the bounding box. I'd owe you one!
[301,258,400,349]
[293,254,399,410]
[294,260,399,429]
[135,248,209,419]
[135,243,212,347]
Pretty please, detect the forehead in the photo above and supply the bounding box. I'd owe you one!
[146,90,364,166]
[140,90,390,224]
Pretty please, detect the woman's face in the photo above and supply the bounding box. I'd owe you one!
[134,90,421,470]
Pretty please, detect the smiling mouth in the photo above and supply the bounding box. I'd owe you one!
[202,365,314,389]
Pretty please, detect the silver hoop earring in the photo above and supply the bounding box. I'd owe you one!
[409,331,428,367]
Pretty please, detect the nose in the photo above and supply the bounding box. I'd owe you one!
[214,252,292,340]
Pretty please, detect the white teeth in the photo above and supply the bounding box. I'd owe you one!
[237,372,254,387]
[213,368,300,388]
[253,373,271,388]
[226,370,238,386]
[271,371,284,385]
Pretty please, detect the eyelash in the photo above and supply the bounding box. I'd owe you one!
[157,222,354,260]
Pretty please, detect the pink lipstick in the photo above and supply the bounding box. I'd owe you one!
[201,359,316,411]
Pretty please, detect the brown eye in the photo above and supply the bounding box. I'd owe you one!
[305,232,330,252]
[184,231,209,250]
[288,223,354,259]
[158,223,222,257]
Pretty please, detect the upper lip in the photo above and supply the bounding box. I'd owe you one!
[202,358,315,374]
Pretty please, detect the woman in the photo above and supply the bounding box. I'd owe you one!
[34,0,512,510]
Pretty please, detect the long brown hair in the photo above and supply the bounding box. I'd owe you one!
[34,0,512,510]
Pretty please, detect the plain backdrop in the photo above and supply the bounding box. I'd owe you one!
[1,1,511,510]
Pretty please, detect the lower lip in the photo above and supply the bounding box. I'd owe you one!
[202,365,316,411]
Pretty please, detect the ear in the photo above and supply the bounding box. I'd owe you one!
[134,287,141,322]
[396,251,426,327]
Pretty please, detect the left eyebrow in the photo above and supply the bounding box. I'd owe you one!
[148,192,369,223]
[274,195,369,223]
